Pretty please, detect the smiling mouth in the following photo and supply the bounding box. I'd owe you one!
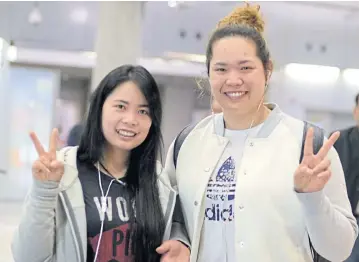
[224,91,248,99]
[116,129,137,137]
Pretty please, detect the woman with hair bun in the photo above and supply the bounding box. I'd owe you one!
[163,3,358,262]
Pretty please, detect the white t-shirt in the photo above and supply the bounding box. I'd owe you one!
[197,123,263,262]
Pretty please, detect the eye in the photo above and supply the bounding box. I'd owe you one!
[241,66,252,71]
[115,104,126,110]
[139,109,149,115]
[214,68,226,72]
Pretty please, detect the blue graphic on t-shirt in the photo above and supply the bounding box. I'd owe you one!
[205,156,236,222]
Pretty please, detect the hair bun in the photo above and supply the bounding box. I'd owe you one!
[217,2,265,34]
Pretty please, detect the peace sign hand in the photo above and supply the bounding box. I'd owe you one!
[294,128,340,193]
[30,128,64,182]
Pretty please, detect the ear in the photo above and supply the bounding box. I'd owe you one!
[265,60,274,82]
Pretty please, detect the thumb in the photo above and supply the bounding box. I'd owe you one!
[156,241,171,255]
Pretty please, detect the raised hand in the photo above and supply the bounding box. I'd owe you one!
[30,128,64,182]
[294,128,340,193]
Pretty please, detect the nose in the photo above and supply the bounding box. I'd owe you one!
[225,71,244,86]
[121,111,138,126]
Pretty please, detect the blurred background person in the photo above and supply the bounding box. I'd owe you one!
[333,93,359,262]
[66,123,84,146]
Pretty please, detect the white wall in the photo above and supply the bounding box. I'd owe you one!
[161,85,196,156]
[0,39,10,176]
[0,66,60,201]
[268,71,358,134]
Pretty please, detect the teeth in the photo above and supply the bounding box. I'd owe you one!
[117,130,136,137]
[227,91,246,97]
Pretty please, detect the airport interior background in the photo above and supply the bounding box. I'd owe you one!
[1,1,359,261]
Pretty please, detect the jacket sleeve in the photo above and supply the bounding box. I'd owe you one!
[164,141,191,248]
[11,179,59,262]
[296,140,358,261]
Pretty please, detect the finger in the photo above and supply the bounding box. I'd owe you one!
[313,159,331,175]
[33,160,51,173]
[303,127,314,158]
[159,254,170,262]
[317,170,332,185]
[156,242,171,255]
[297,165,314,177]
[32,160,51,179]
[40,155,51,168]
[317,169,331,178]
[49,128,59,160]
[50,160,64,174]
[30,132,46,157]
[316,131,340,160]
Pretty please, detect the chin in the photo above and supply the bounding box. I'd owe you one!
[225,103,248,111]
[109,140,140,152]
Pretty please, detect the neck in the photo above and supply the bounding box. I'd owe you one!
[100,146,130,179]
[223,104,270,130]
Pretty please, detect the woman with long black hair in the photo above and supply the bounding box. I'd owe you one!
[12,65,190,262]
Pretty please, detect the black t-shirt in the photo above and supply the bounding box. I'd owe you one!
[77,157,135,262]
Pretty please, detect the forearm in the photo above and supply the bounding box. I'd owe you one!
[297,190,358,261]
[12,180,59,262]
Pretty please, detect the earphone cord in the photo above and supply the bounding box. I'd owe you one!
[99,161,127,186]
[93,162,115,262]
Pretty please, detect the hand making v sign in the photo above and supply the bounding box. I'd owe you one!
[30,128,64,182]
[294,128,340,193]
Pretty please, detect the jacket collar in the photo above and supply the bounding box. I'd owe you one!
[213,103,284,138]
[57,146,79,191]
[57,146,168,191]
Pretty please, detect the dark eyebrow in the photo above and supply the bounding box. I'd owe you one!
[115,99,129,104]
[213,60,253,67]
[114,99,149,108]
[237,60,252,65]
[213,62,227,67]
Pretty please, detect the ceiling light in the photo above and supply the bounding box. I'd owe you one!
[168,1,178,8]
[28,3,42,26]
[342,68,359,86]
[70,8,88,24]
[284,63,340,84]
[165,51,206,63]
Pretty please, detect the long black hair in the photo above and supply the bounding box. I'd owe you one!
[78,65,165,262]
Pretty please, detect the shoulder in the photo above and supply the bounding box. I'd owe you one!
[177,114,214,138]
[337,126,355,137]
[280,113,305,131]
[57,146,78,168]
[271,113,305,146]
[156,160,177,192]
